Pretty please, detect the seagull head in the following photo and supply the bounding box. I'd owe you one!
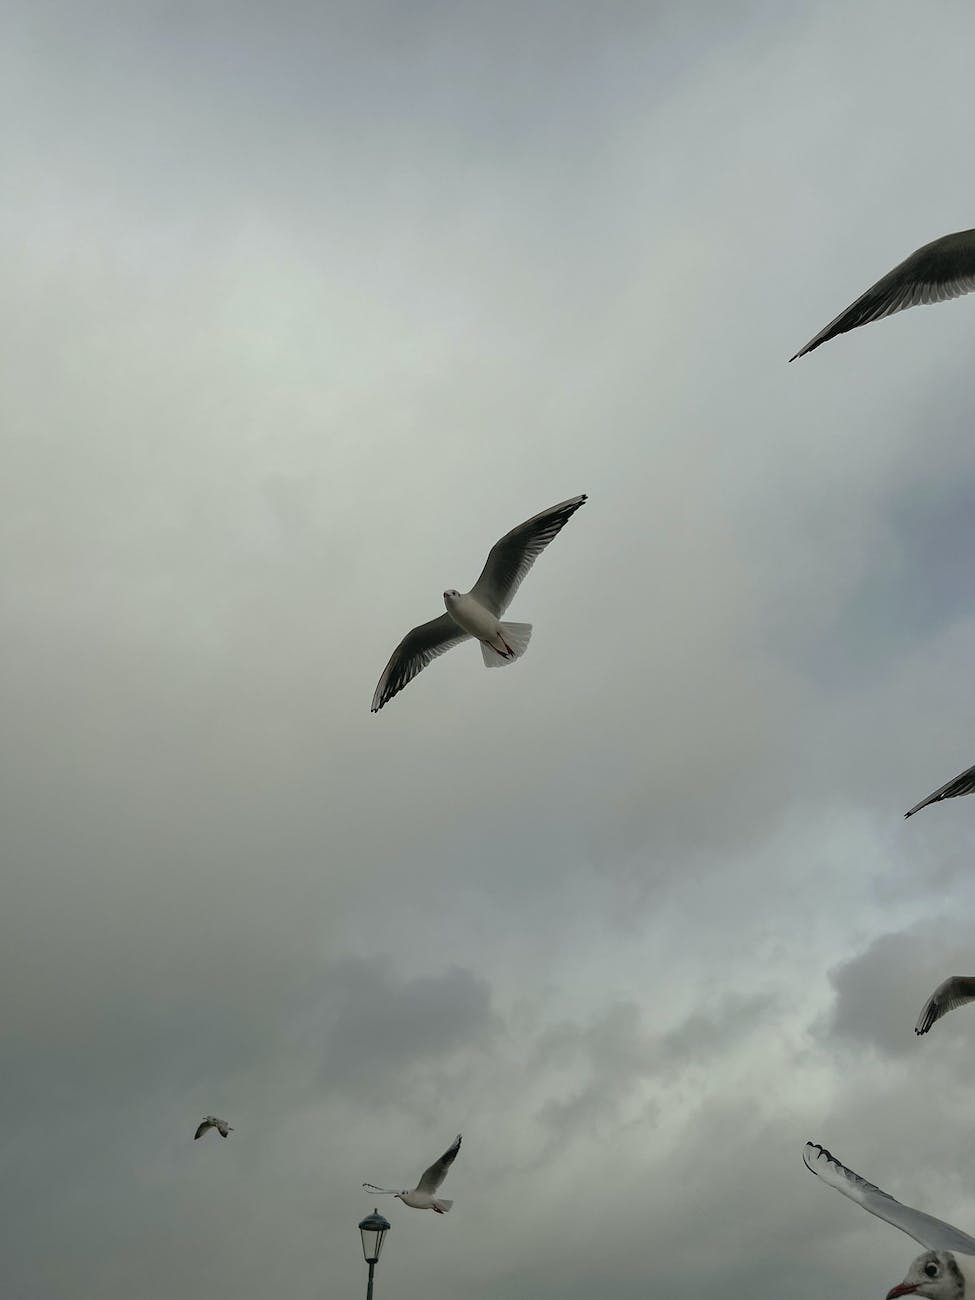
[443,589,460,607]
[887,1251,966,1299]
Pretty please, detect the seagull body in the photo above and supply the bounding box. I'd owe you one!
[371,495,587,712]
[790,228,975,360]
[194,1116,232,1140]
[803,1142,975,1298]
[915,977,975,1036]
[443,589,518,653]
[397,1189,449,1212]
[363,1133,461,1214]
[904,763,975,819]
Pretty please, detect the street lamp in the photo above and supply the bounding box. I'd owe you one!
[358,1208,390,1300]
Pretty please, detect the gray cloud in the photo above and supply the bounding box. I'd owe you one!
[312,959,496,1098]
[6,1,975,1298]
[828,919,975,1060]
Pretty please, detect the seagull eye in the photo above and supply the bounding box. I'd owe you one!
[924,1262,939,1278]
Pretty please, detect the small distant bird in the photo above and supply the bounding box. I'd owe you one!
[915,977,975,1036]
[904,762,975,819]
[802,1142,975,1298]
[790,228,975,360]
[371,495,587,712]
[363,1134,461,1213]
[194,1116,233,1140]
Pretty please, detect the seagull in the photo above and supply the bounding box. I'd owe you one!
[915,977,975,1036]
[363,1133,461,1213]
[371,495,587,712]
[194,1116,232,1140]
[790,228,975,360]
[803,1142,975,1298]
[904,763,975,819]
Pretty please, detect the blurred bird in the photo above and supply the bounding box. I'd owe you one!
[363,1134,461,1213]
[915,977,975,1036]
[194,1116,232,1140]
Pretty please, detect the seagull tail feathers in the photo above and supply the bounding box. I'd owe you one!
[433,1199,453,1213]
[481,622,532,668]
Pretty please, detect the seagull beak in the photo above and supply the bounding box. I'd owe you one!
[886,1284,919,1298]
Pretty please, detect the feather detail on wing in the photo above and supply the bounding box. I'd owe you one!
[803,1142,975,1255]
[471,496,587,616]
[904,762,975,818]
[791,229,975,360]
[417,1134,462,1194]
[915,977,975,1035]
[371,615,471,712]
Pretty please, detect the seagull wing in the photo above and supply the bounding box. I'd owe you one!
[470,495,587,617]
[417,1134,462,1194]
[371,615,471,712]
[194,1120,212,1140]
[790,228,975,360]
[915,976,975,1036]
[904,761,975,818]
[803,1142,975,1255]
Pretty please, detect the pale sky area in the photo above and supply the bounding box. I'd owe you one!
[6,3,975,1297]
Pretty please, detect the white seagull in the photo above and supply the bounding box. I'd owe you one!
[904,763,975,819]
[371,495,587,712]
[194,1116,233,1140]
[803,1142,975,1298]
[790,228,975,360]
[363,1133,461,1213]
[915,977,975,1036]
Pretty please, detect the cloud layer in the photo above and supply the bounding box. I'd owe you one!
[5,3,975,1297]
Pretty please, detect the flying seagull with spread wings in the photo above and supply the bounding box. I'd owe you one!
[904,762,975,819]
[803,1142,975,1299]
[363,1133,461,1213]
[790,228,975,360]
[915,977,975,1036]
[371,495,587,712]
[194,1116,233,1140]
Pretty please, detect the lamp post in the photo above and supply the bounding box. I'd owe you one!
[358,1208,390,1300]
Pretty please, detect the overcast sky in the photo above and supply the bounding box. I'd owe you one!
[5,3,975,1297]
